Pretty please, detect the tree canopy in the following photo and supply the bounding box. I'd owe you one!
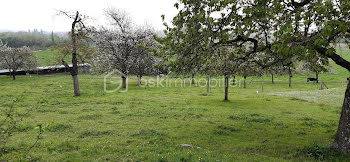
[156,0,350,152]
[158,0,350,73]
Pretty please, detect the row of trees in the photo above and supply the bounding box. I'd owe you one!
[54,9,159,96]
[0,31,69,49]
[154,0,350,153]
[24,7,329,97]
[0,9,159,95]
[0,9,331,92]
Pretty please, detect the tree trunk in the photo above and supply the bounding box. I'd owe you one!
[122,76,127,89]
[244,76,247,88]
[271,73,274,84]
[138,75,142,86]
[71,53,80,96]
[224,75,229,101]
[12,70,16,80]
[207,75,210,93]
[316,72,319,83]
[232,76,236,85]
[9,69,12,79]
[288,68,292,88]
[289,75,292,88]
[191,74,195,84]
[331,80,350,153]
[70,11,81,97]
[72,75,80,96]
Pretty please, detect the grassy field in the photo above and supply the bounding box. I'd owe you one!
[1,49,349,161]
[0,72,349,161]
[36,50,71,66]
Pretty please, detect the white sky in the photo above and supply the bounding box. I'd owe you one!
[0,0,178,32]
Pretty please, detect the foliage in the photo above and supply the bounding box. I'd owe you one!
[52,11,95,67]
[0,41,38,80]
[299,55,329,75]
[130,26,159,76]
[158,0,350,77]
[52,44,95,65]
[0,30,69,50]
[155,1,214,75]
[93,8,158,76]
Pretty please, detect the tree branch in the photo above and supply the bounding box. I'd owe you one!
[291,0,311,8]
[215,35,259,52]
[316,47,350,72]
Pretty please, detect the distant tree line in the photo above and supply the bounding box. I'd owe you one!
[0,30,69,49]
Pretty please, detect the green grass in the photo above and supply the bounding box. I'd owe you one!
[1,73,350,161]
[2,48,349,160]
[36,50,71,66]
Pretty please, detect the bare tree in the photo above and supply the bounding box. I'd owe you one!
[58,11,92,96]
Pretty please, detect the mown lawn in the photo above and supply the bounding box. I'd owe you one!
[0,72,349,161]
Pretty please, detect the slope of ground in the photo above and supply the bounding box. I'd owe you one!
[0,74,349,161]
[36,50,71,66]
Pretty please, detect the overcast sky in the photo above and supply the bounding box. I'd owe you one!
[0,0,178,32]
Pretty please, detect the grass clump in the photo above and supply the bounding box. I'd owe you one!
[297,143,350,161]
